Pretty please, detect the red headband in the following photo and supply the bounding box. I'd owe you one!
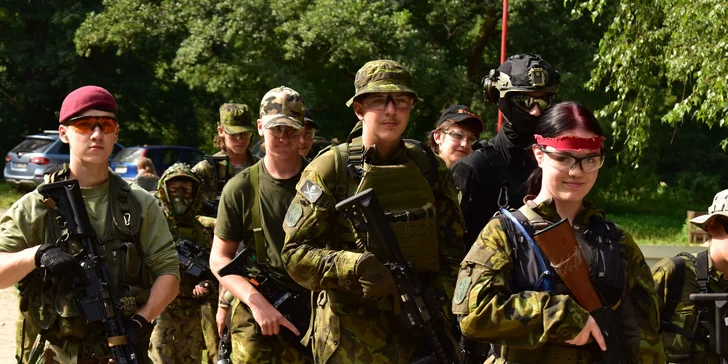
[534,134,605,151]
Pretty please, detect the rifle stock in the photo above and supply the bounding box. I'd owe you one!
[37,179,139,364]
[533,218,631,364]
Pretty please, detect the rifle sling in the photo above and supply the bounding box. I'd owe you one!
[249,163,269,267]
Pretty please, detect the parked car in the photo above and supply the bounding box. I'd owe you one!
[110,145,205,181]
[3,130,123,189]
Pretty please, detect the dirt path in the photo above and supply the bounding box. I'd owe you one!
[0,207,20,363]
[0,287,19,364]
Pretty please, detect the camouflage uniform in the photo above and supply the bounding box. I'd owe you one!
[453,199,666,364]
[652,190,728,363]
[193,103,259,203]
[652,253,727,363]
[149,163,216,364]
[282,60,465,364]
[215,86,312,364]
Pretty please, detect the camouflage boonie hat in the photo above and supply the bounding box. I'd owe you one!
[259,86,305,130]
[690,189,728,231]
[219,103,256,134]
[345,60,419,107]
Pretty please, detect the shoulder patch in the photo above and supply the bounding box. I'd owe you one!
[300,179,323,203]
[285,203,303,227]
[454,276,472,305]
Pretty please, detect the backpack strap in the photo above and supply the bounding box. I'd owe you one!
[402,138,438,189]
[248,163,269,268]
[476,142,511,208]
[659,253,692,334]
[696,250,710,294]
[500,207,552,291]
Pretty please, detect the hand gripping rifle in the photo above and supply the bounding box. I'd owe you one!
[38,179,139,364]
[335,188,457,364]
[689,293,728,363]
[533,218,631,364]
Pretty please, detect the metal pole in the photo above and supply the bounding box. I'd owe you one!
[497,0,508,131]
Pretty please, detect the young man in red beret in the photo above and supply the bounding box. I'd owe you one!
[0,85,180,363]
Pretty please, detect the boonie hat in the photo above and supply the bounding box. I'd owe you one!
[690,189,728,231]
[219,103,256,134]
[259,86,305,129]
[346,60,418,107]
[436,105,484,134]
[493,53,560,98]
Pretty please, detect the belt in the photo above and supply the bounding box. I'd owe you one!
[499,344,602,364]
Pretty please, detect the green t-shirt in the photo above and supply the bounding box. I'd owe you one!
[0,177,180,280]
[215,157,308,289]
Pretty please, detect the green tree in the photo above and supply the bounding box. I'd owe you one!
[575,0,728,161]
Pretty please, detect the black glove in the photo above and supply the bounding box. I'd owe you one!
[35,243,87,283]
[124,314,155,349]
[354,252,397,299]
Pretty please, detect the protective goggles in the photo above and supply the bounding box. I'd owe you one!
[539,146,605,173]
[509,94,554,111]
[66,115,118,134]
[225,131,253,140]
[268,125,302,139]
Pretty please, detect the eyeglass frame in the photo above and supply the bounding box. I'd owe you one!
[267,125,303,139]
[224,130,254,140]
[441,129,477,146]
[64,115,119,134]
[362,94,414,111]
[538,145,605,172]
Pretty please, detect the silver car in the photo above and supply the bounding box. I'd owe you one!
[3,130,123,189]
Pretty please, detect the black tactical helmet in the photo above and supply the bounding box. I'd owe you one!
[482,53,560,103]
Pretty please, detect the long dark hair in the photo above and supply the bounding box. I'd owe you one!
[526,102,604,195]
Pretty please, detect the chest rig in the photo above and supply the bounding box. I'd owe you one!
[499,205,626,308]
[18,168,148,345]
[329,140,440,273]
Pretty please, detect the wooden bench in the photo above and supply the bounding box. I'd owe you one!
[687,210,710,244]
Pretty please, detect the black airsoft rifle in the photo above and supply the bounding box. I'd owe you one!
[38,179,139,364]
[176,238,213,279]
[690,293,728,363]
[201,155,230,217]
[218,248,310,353]
[217,326,232,364]
[335,188,457,364]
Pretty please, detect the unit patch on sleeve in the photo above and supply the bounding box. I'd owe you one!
[300,179,323,203]
[285,203,304,227]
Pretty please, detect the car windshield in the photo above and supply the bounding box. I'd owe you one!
[11,138,53,154]
[113,148,144,163]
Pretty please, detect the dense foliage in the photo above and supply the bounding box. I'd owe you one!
[1,0,727,212]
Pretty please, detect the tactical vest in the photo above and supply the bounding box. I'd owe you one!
[500,204,626,309]
[18,167,149,348]
[329,139,440,273]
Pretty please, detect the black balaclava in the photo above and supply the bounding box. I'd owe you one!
[494,54,560,146]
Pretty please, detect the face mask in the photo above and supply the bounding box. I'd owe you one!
[166,180,194,217]
[499,97,540,136]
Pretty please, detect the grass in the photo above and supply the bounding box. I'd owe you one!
[0,181,24,209]
[607,212,690,246]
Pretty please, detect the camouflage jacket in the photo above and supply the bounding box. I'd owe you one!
[281,142,465,363]
[192,150,259,203]
[454,199,666,364]
[652,250,728,363]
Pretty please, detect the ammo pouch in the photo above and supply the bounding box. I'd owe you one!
[20,172,150,344]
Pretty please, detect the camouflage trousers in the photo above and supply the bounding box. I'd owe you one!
[312,292,426,364]
[16,312,36,363]
[229,298,313,364]
[201,299,220,363]
[149,298,208,363]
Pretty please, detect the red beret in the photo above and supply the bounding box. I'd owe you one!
[59,86,117,124]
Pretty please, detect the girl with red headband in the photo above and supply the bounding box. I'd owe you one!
[453,101,666,363]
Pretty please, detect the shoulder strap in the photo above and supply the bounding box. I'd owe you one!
[660,253,692,333]
[402,139,438,189]
[480,142,511,208]
[248,163,268,267]
[499,208,552,291]
[696,250,710,294]
[107,173,142,241]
